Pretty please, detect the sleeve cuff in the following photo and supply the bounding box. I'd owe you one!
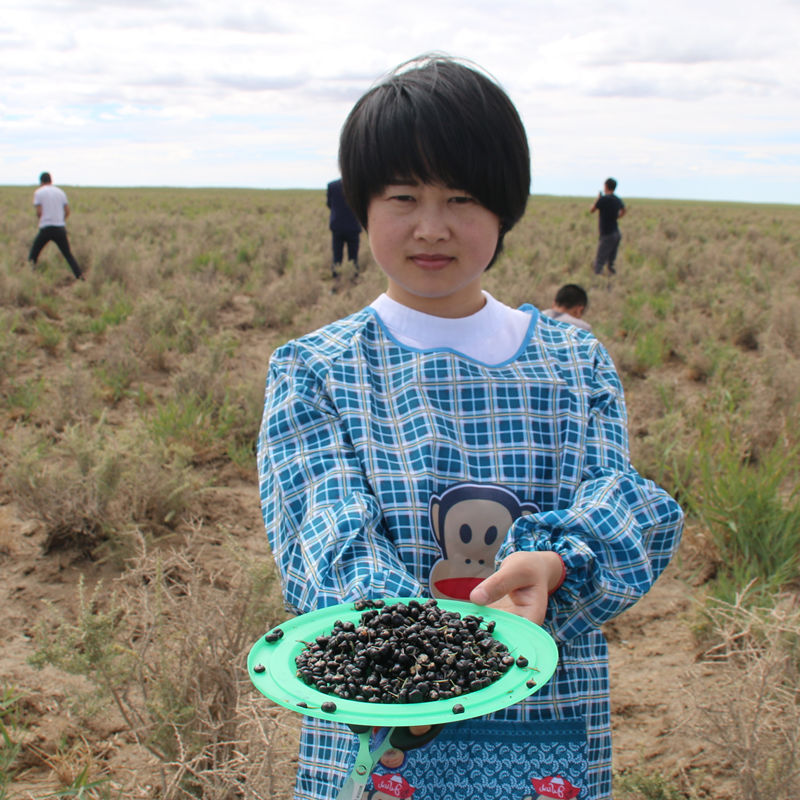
[549,554,567,595]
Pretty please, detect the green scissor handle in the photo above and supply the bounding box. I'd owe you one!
[337,724,446,799]
[337,727,395,800]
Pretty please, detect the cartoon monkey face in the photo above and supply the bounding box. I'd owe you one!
[428,483,538,601]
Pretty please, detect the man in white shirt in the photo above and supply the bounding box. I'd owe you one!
[28,172,83,280]
[541,284,592,331]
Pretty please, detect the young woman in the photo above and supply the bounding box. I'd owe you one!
[257,55,683,800]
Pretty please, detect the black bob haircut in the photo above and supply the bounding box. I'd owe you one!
[338,55,531,267]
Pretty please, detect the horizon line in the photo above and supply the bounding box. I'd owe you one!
[1,184,797,207]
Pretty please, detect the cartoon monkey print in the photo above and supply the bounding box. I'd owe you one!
[428,482,538,601]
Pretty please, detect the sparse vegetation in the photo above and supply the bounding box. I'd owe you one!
[615,768,689,800]
[6,420,198,557]
[679,429,800,605]
[29,531,287,799]
[686,589,800,800]
[1,186,799,797]
[0,687,25,800]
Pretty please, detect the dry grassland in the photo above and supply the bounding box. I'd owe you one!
[1,186,799,799]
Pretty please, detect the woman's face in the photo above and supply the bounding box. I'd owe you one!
[366,181,500,318]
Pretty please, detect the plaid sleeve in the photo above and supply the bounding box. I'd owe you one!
[497,343,684,643]
[257,346,423,615]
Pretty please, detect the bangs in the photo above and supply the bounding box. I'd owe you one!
[354,85,480,195]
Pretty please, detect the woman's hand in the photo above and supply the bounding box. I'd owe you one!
[468,551,565,624]
[379,725,433,768]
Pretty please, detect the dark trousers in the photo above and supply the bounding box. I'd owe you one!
[29,226,82,279]
[331,231,360,266]
[593,230,621,274]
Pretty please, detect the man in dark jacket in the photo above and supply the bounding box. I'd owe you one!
[590,177,626,276]
[326,178,362,277]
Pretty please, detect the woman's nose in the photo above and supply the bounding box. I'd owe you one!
[413,205,451,241]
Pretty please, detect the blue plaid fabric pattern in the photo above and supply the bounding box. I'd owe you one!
[257,306,684,800]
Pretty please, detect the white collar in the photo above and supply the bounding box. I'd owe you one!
[369,291,532,364]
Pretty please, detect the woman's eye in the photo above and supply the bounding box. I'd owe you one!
[449,195,475,204]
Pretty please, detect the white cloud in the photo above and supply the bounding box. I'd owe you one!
[1,0,798,202]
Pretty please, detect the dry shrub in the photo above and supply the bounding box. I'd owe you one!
[0,268,43,308]
[86,243,132,290]
[171,274,230,332]
[762,343,800,408]
[0,308,26,382]
[6,421,198,554]
[95,333,142,403]
[25,736,106,795]
[171,338,235,402]
[31,528,293,799]
[124,291,186,370]
[46,364,101,432]
[686,589,800,800]
[767,301,800,357]
[123,280,228,368]
[116,531,290,798]
[252,263,322,330]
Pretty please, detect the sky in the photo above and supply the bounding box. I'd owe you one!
[2,0,799,204]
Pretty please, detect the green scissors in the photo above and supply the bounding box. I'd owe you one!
[337,725,444,800]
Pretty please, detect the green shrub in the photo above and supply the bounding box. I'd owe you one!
[3,376,45,420]
[0,687,25,800]
[34,316,63,354]
[681,429,800,604]
[615,769,687,800]
[86,294,133,334]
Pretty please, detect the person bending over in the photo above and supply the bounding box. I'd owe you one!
[542,284,591,331]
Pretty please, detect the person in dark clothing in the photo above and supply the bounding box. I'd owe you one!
[326,177,362,277]
[590,177,626,276]
[29,172,84,280]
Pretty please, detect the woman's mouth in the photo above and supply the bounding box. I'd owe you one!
[411,253,453,270]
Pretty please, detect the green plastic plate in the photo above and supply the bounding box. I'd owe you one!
[247,597,559,726]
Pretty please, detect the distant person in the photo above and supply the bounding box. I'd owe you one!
[326,177,361,277]
[28,172,83,281]
[590,177,626,276]
[542,284,592,331]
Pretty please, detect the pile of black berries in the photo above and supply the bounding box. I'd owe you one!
[294,599,515,704]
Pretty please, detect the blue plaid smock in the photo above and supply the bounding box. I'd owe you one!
[257,305,684,800]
